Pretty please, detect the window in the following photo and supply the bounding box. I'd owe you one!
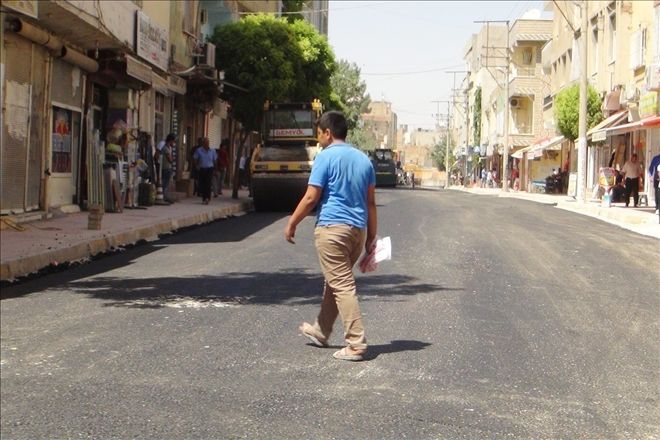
[522,47,533,65]
[608,12,616,62]
[52,106,80,174]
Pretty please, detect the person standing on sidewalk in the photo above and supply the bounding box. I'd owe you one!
[649,153,660,215]
[194,138,217,205]
[622,153,643,207]
[216,139,230,196]
[284,111,377,362]
[155,133,176,204]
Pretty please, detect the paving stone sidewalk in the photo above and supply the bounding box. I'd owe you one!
[449,185,660,239]
[1,192,253,281]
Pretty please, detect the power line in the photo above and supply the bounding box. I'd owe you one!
[363,63,465,76]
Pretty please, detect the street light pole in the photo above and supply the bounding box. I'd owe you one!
[577,0,589,203]
[503,20,510,192]
[446,70,470,188]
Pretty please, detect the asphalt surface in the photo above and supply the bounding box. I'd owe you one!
[1,188,658,439]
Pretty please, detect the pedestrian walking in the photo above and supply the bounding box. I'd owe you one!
[194,138,217,205]
[155,133,176,203]
[216,139,230,196]
[649,153,660,215]
[284,111,377,362]
[190,137,203,196]
[622,153,643,207]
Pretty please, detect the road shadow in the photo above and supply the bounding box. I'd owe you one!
[1,212,288,298]
[365,340,432,360]
[59,271,462,308]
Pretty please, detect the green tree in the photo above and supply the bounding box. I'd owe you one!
[430,139,456,171]
[473,87,482,144]
[281,0,305,23]
[554,83,603,142]
[211,14,335,198]
[330,60,371,131]
[288,19,337,105]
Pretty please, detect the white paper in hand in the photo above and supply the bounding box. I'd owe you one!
[374,236,392,263]
[358,236,392,273]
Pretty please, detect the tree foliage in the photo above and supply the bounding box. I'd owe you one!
[288,19,336,105]
[330,60,371,131]
[281,0,305,23]
[431,139,456,171]
[347,123,378,151]
[473,87,482,144]
[210,14,336,131]
[554,83,603,142]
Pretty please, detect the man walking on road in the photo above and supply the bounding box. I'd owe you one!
[284,111,377,362]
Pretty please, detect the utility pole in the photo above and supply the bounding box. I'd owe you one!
[446,70,469,188]
[432,99,453,188]
[475,20,510,191]
[577,0,588,203]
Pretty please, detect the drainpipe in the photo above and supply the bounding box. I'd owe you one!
[59,46,99,73]
[6,17,98,73]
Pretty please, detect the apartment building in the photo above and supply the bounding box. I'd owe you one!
[1,0,290,217]
[461,17,551,188]
[542,1,659,199]
[361,101,398,150]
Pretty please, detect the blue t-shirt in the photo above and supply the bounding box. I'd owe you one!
[308,143,375,229]
[194,147,217,169]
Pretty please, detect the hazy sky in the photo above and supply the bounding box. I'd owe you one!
[328,0,548,129]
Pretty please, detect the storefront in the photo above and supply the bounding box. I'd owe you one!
[513,135,565,193]
[1,27,50,214]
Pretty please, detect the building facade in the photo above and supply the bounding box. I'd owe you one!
[538,0,659,200]
[361,101,398,150]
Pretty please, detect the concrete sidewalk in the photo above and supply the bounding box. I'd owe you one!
[0,192,253,281]
[449,185,660,239]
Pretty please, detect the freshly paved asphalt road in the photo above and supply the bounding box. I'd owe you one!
[1,189,658,439]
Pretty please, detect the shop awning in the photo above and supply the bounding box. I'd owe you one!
[512,135,565,159]
[588,110,628,142]
[603,115,660,137]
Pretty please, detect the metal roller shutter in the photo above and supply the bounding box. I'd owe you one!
[1,33,31,214]
[207,111,222,150]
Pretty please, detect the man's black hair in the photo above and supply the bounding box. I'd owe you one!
[166,133,176,142]
[318,111,348,140]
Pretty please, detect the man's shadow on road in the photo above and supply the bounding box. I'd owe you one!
[319,340,431,361]
[365,340,431,360]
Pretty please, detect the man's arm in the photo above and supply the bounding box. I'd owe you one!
[284,185,322,244]
[366,185,377,252]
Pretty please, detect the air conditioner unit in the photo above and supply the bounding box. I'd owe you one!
[196,42,216,67]
[205,42,216,67]
[200,8,208,25]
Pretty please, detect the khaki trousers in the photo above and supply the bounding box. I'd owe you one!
[313,225,367,350]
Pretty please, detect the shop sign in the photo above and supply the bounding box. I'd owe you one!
[592,130,607,142]
[3,0,38,19]
[135,11,169,71]
[638,92,659,118]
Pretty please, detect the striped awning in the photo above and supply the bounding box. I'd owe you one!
[512,135,565,158]
[588,110,629,142]
[510,87,536,97]
[514,33,552,42]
